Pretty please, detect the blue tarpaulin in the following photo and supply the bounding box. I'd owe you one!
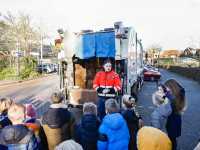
[75,32,115,59]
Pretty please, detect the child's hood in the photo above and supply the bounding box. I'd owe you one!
[103,113,124,130]
[2,124,30,143]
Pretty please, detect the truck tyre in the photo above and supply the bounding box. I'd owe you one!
[149,75,155,82]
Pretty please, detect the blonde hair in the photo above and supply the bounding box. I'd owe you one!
[8,103,26,123]
[122,94,143,128]
[152,91,169,105]
[0,97,13,115]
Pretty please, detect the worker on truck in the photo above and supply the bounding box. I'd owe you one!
[93,59,121,120]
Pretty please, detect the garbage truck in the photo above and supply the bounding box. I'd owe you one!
[57,21,144,111]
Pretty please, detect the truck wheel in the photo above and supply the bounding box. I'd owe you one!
[149,75,155,82]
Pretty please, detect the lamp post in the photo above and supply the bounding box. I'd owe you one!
[16,43,20,78]
[157,48,161,72]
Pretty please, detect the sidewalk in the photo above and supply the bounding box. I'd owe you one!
[0,73,56,86]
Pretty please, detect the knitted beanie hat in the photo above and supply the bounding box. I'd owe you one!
[26,104,37,119]
[104,59,112,65]
[54,140,83,150]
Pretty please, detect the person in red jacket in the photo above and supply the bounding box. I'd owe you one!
[93,59,121,120]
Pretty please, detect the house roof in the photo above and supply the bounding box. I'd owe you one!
[160,50,179,56]
[179,47,200,56]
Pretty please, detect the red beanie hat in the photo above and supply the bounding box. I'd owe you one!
[26,104,37,119]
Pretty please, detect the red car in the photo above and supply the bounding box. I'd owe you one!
[143,67,161,82]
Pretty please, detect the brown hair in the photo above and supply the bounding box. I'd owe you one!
[122,94,143,128]
[51,92,64,104]
[0,97,13,115]
[8,103,26,123]
[105,98,118,114]
[164,78,186,114]
[83,102,97,115]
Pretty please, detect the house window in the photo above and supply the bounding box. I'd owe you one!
[185,51,188,56]
[162,55,166,58]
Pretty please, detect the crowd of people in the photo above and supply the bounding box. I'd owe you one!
[0,59,196,150]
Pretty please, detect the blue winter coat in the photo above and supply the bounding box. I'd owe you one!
[166,89,185,138]
[97,113,130,150]
[0,124,38,150]
[75,114,101,150]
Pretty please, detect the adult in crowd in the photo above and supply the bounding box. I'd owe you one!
[54,140,83,150]
[121,94,143,150]
[93,59,121,120]
[158,83,167,95]
[164,78,186,150]
[137,126,172,150]
[150,91,172,135]
[39,92,77,150]
[97,99,130,150]
[75,102,101,150]
[0,97,13,130]
[0,103,38,149]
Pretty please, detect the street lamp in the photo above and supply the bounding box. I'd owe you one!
[157,48,161,72]
[16,43,20,78]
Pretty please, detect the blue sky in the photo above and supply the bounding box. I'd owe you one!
[1,0,200,50]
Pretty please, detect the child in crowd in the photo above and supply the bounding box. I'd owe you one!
[150,91,172,135]
[75,102,101,150]
[23,104,42,148]
[39,92,77,150]
[158,83,167,94]
[121,94,143,150]
[97,99,130,150]
[137,126,172,150]
[55,140,83,150]
[0,97,13,129]
[164,78,186,150]
[0,103,38,149]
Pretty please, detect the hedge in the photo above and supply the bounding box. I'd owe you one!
[154,64,200,83]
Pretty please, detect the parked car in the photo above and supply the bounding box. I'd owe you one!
[145,65,155,70]
[143,67,161,82]
[37,64,53,73]
[50,63,58,71]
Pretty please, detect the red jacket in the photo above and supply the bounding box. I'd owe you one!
[93,71,121,98]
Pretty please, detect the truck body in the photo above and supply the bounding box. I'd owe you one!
[58,21,144,110]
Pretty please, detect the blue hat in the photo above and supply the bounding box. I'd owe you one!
[104,59,112,65]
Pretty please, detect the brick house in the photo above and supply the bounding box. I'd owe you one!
[159,50,179,58]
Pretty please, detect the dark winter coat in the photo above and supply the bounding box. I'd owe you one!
[0,117,12,129]
[39,104,77,150]
[122,109,141,150]
[75,114,101,150]
[166,90,185,138]
[0,124,38,150]
[150,103,172,135]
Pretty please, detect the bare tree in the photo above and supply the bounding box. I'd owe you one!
[145,43,162,65]
[34,16,51,60]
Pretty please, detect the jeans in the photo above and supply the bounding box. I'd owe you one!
[97,97,115,121]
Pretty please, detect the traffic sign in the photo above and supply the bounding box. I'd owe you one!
[18,52,21,57]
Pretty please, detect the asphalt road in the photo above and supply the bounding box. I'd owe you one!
[137,69,200,150]
[1,69,199,149]
[0,74,59,119]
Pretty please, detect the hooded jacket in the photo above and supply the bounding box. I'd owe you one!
[122,109,141,150]
[39,104,77,150]
[137,127,172,150]
[75,114,101,150]
[0,124,38,150]
[150,102,172,135]
[97,113,130,150]
[166,89,185,138]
